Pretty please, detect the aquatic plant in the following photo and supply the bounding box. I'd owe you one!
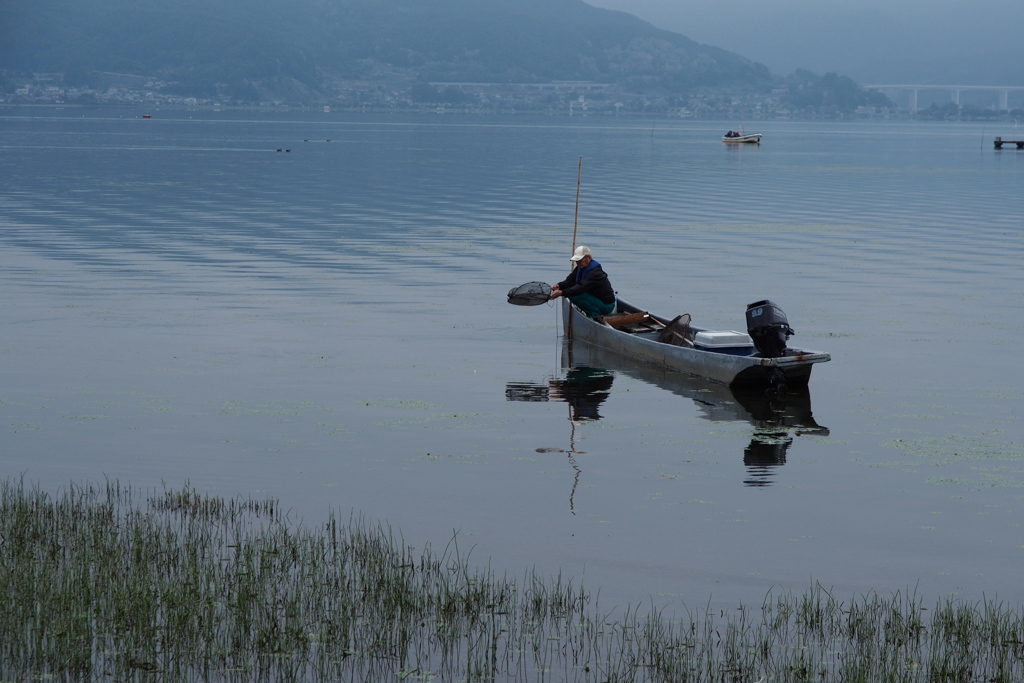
[2,478,1023,681]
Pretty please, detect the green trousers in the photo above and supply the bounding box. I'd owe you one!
[569,293,616,318]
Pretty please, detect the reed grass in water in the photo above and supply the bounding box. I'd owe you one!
[2,479,1023,682]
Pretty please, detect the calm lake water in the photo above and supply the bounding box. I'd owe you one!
[1,108,1022,612]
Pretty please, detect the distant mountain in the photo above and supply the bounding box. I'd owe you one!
[1,0,775,102]
[584,0,1024,88]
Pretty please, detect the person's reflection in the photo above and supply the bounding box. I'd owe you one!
[506,367,614,422]
[549,367,614,422]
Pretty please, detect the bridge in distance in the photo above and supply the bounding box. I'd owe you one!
[866,84,1024,111]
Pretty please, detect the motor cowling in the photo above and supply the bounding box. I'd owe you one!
[745,300,795,358]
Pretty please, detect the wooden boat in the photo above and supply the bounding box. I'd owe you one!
[561,298,829,388]
[722,131,761,144]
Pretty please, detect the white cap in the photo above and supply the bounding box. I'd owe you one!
[570,245,592,262]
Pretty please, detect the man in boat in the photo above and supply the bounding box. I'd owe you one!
[549,245,616,319]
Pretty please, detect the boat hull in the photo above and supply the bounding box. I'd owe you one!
[722,133,762,144]
[562,299,829,387]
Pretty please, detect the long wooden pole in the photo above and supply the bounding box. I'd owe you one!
[571,157,582,254]
[567,157,582,341]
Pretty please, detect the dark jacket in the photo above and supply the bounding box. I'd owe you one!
[557,260,615,304]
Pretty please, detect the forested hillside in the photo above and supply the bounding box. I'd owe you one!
[1,0,774,102]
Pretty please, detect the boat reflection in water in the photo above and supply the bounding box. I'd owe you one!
[506,340,828,490]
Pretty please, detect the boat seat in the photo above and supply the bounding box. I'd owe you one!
[604,311,651,328]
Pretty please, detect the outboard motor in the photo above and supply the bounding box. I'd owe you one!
[745,300,795,358]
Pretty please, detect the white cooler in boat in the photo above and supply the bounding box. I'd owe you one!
[693,330,755,356]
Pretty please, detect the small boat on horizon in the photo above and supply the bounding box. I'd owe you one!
[142,113,152,119]
[722,130,761,144]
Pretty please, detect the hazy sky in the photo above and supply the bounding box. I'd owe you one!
[585,0,1024,84]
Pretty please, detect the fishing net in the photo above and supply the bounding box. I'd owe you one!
[657,313,693,346]
[507,281,552,306]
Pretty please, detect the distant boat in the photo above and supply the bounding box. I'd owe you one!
[142,113,152,119]
[723,131,761,144]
